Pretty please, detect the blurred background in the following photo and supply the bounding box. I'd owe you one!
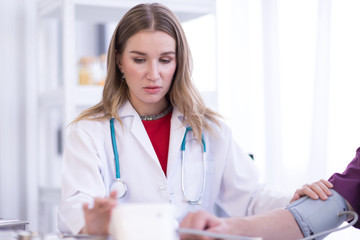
[1,0,360,238]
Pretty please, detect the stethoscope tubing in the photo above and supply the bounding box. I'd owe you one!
[110,118,121,179]
[181,127,206,205]
[110,119,206,204]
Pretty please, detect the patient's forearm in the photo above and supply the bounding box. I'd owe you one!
[224,209,303,240]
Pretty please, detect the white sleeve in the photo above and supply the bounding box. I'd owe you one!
[57,192,91,234]
[57,122,107,234]
[216,127,290,217]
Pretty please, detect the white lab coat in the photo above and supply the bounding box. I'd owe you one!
[58,101,290,234]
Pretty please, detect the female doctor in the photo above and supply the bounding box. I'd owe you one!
[57,3,289,235]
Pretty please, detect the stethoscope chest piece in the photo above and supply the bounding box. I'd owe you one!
[110,179,128,199]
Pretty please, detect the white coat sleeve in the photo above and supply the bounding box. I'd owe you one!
[215,126,290,217]
[57,122,107,234]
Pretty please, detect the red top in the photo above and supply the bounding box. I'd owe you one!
[142,111,172,176]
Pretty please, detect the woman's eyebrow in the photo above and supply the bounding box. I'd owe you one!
[160,51,176,56]
[129,50,146,55]
[129,50,175,56]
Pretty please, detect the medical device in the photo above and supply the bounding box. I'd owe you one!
[287,189,359,240]
[109,119,207,204]
[109,118,128,199]
[181,127,206,205]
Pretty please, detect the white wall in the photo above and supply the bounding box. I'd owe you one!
[0,0,38,230]
[216,0,360,238]
[0,0,27,220]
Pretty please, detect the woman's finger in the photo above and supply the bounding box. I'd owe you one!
[308,183,328,200]
[317,180,333,196]
[319,179,333,189]
[83,202,89,212]
[110,190,118,200]
[290,193,300,203]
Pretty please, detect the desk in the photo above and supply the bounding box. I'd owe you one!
[0,219,28,230]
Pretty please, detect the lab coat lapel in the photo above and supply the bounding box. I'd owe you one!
[167,108,186,176]
[119,102,159,167]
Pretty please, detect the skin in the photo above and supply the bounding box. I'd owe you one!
[81,191,117,235]
[81,30,177,236]
[290,179,334,202]
[117,30,177,116]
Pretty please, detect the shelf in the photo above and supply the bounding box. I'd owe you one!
[38,0,215,23]
[37,0,62,19]
[38,86,103,109]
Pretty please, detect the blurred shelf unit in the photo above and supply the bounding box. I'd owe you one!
[37,86,103,109]
[38,0,215,22]
[35,0,216,233]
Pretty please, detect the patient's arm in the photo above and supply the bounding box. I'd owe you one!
[180,189,352,240]
[180,209,303,240]
[223,209,304,240]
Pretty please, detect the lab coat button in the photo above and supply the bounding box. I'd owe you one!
[159,185,171,201]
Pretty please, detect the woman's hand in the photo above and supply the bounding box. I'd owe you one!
[81,191,117,236]
[290,179,333,203]
[179,210,229,240]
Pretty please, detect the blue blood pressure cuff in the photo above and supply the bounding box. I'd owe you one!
[286,189,348,240]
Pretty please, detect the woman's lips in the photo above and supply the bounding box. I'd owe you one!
[143,86,162,94]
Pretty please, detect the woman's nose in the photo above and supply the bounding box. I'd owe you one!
[146,61,160,81]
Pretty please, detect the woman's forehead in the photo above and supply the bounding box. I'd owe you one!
[124,30,176,54]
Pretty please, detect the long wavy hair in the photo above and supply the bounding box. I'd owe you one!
[74,3,220,140]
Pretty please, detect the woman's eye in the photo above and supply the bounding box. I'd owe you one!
[134,58,145,63]
[160,58,171,63]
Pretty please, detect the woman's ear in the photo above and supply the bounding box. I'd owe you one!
[115,51,122,72]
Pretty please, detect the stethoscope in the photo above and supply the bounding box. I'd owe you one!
[109,118,207,205]
[109,118,128,198]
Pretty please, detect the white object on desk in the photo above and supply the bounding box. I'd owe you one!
[109,203,176,240]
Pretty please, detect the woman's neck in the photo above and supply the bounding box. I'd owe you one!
[130,99,170,117]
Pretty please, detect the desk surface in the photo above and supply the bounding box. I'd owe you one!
[0,219,28,230]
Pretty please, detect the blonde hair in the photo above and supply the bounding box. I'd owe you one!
[74,3,220,140]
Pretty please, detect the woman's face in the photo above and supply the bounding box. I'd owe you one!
[118,30,177,115]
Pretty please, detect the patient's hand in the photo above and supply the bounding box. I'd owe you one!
[81,191,117,235]
[290,179,333,203]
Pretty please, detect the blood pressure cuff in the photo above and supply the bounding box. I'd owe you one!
[286,189,348,240]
